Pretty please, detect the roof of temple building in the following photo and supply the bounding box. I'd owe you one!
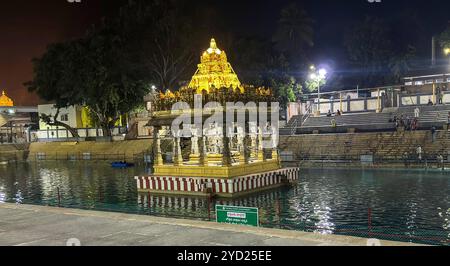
[188,38,242,94]
[0,90,14,107]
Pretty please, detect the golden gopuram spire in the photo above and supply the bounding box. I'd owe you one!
[188,38,243,94]
[0,90,14,107]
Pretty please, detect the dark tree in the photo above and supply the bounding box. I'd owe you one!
[344,16,416,88]
[26,3,153,138]
[26,41,86,138]
[439,26,450,51]
[78,29,151,137]
[344,17,393,87]
[273,3,314,63]
[118,0,201,91]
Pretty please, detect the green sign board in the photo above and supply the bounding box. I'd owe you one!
[216,205,259,227]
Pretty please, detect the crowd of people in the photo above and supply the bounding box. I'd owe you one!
[390,107,450,131]
[326,110,342,117]
[391,114,419,131]
[402,145,446,170]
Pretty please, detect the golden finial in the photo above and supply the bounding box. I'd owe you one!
[210,38,217,49]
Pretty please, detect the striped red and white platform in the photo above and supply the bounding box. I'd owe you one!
[135,167,300,197]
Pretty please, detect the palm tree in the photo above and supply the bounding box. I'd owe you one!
[273,3,314,56]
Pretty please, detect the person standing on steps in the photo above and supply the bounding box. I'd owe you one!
[403,151,410,168]
[447,112,450,129]
[437,153,444,170]
[414,107,420,119]
[416,146,423,164]
[331,118,337,128]
[431,126,437,143]
[327,110,332,117]
[406,116,411,131]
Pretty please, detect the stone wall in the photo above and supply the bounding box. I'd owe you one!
[0,144,29,161]
[28,140,152,161]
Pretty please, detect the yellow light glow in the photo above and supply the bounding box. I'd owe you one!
[0,90,14,107]
[188,38,242,94]
[445,48,450,56]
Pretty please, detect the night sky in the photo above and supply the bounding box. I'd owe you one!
[1,0,449,105]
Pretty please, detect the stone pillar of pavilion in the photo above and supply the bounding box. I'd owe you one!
[199,136,206,166]
[237,126,246,164]
[222,122,232,167]
[257,126,265,162]
[271,131,279,161]
[432,82,437,105]
[248,122,258,161]
[188,126,200,164]
[376,88,382,113]
[153,126,164,166]
[173,135,183,166]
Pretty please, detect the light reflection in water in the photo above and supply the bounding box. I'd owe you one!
[0,162,449,245]
[14,190,23,204]
[313,204,335,235]
[0,186,5,203]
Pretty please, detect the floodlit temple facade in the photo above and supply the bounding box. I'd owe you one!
[136,39,299,198]
[0,91,13,107]
[0,90,39,143]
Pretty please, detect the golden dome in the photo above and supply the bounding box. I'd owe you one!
[189,38,242,94]
[0,90,14,107]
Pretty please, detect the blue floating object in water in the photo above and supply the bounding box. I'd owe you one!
[111,162,135,168]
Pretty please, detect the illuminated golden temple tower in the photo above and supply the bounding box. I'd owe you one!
[188,38,242,94]
[0,90,14,107]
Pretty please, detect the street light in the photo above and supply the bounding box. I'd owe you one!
[309,66,328,116]
[445,48,450,70]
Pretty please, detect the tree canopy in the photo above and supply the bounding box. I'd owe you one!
[344,16,417,88]
[26,2,153,137]
[439,26,450,51]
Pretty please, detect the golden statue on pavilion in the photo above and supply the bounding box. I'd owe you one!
[0,90,14,107]
[188,38,243,94]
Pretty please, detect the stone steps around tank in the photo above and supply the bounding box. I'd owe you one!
[279,130,450,161]
[286,105,450,131]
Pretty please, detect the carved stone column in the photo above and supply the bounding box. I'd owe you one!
[222,138,232,167]
[153,126,163,166]
[189,133,200,164]
[222,122,232,167]
[271,127,279,161]
[250,135,257,161]
[257,127,265,161]
[200,136,206,166]
[174,137,183,166]
[237,127,246,164]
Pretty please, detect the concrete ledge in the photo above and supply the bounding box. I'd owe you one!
[0,203,422,246]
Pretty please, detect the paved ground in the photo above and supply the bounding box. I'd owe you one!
[0,203,417,246]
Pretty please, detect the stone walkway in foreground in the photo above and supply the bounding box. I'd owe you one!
[0,203,417,246]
